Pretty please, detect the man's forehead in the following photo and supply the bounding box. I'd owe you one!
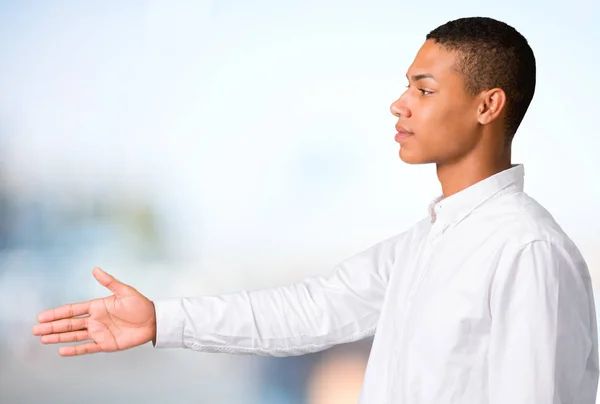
[406,40,459,80]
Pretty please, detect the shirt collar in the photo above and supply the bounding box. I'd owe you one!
[428,164,525,226]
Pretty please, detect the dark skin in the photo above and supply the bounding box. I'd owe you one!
[32,39,514,357]
[391,39,511,198]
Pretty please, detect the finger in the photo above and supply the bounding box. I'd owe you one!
[92,267,131,298]
[37,301,91,323]
[32,317,87,336]
[59,342,102,357]
[41,330,90,345]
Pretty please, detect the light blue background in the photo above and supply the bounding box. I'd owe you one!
[1,1,598,403]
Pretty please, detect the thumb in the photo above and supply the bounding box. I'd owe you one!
[92,267,132,298]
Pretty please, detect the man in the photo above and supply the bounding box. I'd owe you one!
[32,16,599,403]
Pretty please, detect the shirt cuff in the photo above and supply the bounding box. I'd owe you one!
[152,298,186,349]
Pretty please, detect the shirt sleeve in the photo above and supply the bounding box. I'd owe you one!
[488,239,598,404]
[151,232,405,357]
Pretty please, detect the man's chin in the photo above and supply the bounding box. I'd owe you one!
[398,148,429,165]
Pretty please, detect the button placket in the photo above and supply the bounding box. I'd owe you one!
[406,220,448,307]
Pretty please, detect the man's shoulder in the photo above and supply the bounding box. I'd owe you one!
[479,191,575,247]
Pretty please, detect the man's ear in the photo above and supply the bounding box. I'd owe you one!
[476,88,506,125]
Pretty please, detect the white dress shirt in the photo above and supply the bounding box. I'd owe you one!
[153,164,599,403]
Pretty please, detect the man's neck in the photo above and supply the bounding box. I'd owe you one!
[436,153,512,199]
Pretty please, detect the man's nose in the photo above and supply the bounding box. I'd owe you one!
[390,97,411,119]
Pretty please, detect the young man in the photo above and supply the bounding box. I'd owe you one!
[32,16,599,403]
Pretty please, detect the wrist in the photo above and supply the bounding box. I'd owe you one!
[151,301,157,346]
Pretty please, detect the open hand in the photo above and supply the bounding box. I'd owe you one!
[32,267,156,356]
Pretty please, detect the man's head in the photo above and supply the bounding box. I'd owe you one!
[390,17,536,165]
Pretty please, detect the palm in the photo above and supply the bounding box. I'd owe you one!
[32,267,157,356]
[87,294,155,352]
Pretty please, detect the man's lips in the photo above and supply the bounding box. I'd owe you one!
[394,125,414,143]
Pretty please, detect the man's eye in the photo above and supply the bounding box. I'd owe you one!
[405,85,432,96]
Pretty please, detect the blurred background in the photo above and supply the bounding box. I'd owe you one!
[1,1,599,403]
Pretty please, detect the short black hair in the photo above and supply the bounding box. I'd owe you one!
[426,17,536,139]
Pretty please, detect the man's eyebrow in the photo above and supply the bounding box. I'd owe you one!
[406,73,436,82]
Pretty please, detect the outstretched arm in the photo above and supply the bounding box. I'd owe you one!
[33,233,405,358]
